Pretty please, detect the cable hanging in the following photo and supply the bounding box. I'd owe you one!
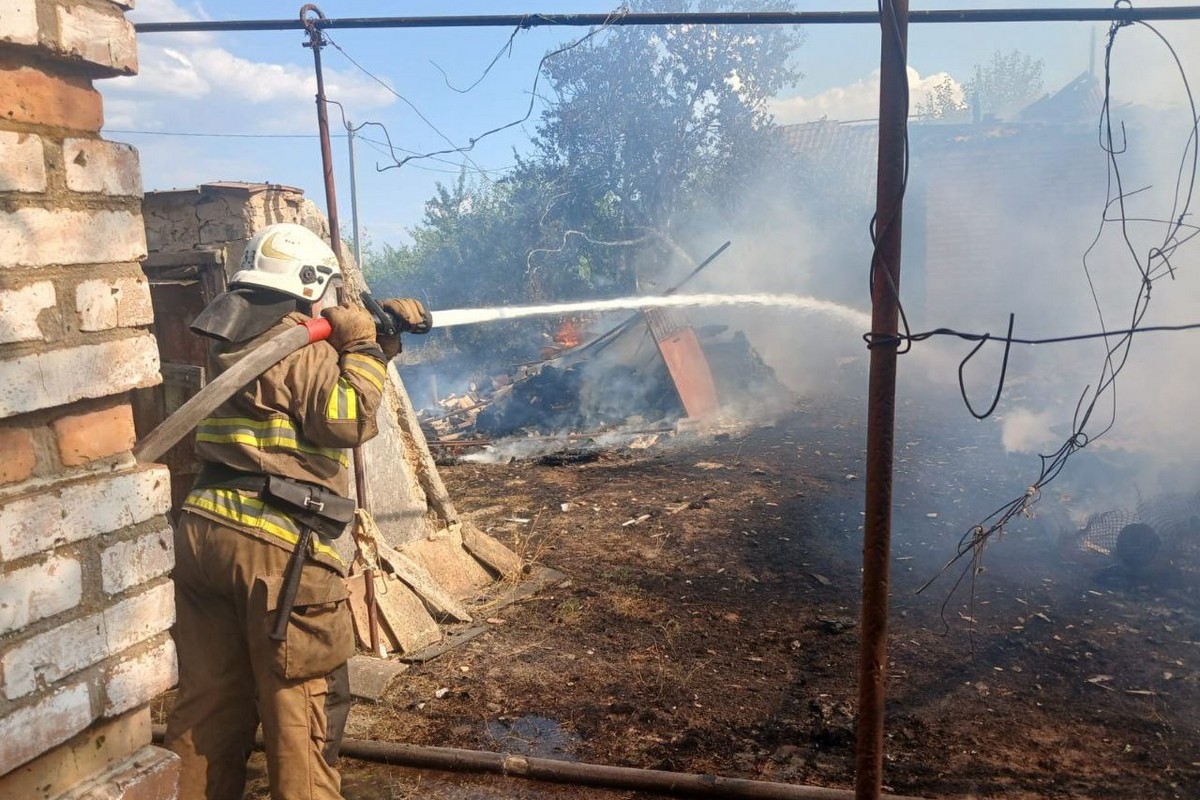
[323,4,630,172]
[919,7,1200,627]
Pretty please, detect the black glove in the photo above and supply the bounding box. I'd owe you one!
[376,298,431,358]
[380,298,432,334]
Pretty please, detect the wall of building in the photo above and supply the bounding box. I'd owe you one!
[0,2,179,798]
[144,181,332,280]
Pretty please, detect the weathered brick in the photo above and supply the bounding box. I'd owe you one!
[0,710,150,800]
[0,682,92,776]
[0,465,171,561]
[0,130,47,192]
[0,280,55,344]
[0,425,36,485]
[103,581,175,655]
[52,402,138,465]
[72,745,181,800]
[0,334,161,420]
[0,554,82,636]
[2,581,173,700]
[2,612,106,699]
[0,61,103,131]
[0,207,145,268]
[100,526,173,595]
[54,4,138,75]
[74,274,154,332]
[63,139,142,197]
[103,638,177,717]
[0,0,39,47]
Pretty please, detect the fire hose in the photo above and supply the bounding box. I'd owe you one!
[132,316,334,464]
[133,292,418,465]
[131,298,425,656]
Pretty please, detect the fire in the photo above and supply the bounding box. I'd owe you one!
[553,318,583,348]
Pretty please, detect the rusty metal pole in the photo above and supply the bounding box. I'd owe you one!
[302,4,383,658]
[856,1,908,799]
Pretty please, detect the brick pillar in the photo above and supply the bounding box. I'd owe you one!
[0,2,179,798]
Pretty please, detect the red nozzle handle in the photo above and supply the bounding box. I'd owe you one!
[303,317,332,343]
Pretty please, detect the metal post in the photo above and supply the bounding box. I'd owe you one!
[302,3,382,658]
[856,1,907,799]
[347,121,363,267]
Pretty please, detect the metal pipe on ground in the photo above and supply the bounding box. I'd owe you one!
[149,725,925,800]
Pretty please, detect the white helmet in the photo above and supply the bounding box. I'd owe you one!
[231,223,341,302]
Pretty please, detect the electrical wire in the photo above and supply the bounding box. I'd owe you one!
[430,24,523,93]
[106,127,513,175]
[319,30,494,179]
[322,96,507,183]
[873,318,1200,348]
[337,4,630,172]
[919,7,1200,629]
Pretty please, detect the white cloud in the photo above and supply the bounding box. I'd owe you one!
[112,46,209,98]
[770,67,964,124]
[108,0,394,130]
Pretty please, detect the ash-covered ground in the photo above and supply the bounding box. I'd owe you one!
[243,392,1200,800]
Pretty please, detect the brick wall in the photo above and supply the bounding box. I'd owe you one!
[144,182,332,281]
[0,2,179,798]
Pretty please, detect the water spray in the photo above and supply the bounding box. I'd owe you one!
[428,293,872,330]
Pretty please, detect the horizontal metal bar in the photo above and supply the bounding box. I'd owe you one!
[134,7,1200,34]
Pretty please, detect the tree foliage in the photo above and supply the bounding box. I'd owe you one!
[917,49,1045,121]
[967,49,1045,118]
[363,1,804,363]
[533,0,802,255]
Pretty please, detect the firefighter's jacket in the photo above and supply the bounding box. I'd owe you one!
[182,311,388,574]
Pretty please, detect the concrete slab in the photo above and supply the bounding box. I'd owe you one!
[347,655,408,702]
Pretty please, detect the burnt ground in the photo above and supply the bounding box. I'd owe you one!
[240,392,1200,799]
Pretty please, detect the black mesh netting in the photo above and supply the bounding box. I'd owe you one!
[1075,491,1200,570]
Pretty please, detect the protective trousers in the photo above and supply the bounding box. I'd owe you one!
[165,511,355,800]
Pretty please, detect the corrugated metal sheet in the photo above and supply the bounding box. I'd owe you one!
[644,309,719,419]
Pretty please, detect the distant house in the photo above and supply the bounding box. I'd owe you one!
[780,72,1117,331]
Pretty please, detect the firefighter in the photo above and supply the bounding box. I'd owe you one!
[163,223,429,800]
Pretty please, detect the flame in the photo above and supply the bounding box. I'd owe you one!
[553,318,583,348]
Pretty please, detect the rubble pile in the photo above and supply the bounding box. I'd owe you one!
[408,313,792,454]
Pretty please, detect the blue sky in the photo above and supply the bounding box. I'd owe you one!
[108,1,1200,247]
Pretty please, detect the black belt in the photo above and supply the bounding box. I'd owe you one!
[195,463,355,540]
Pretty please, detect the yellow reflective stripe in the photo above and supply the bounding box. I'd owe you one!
[184,488,344,564]
[343,352,386,392]
[325,379,358,422]
[197,416,350,467]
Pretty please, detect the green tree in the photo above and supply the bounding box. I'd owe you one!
[531,0,803,280]
[359,169,574,364]
[915,75,968,120]
[966,49,1045,119]
[367,1,804,363]
[916,49,1045,121]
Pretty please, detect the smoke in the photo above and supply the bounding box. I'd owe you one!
[399,20,1200,505]
[618,20,1200,525]
[459,426,669,466]
[1000,408,1058,454]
